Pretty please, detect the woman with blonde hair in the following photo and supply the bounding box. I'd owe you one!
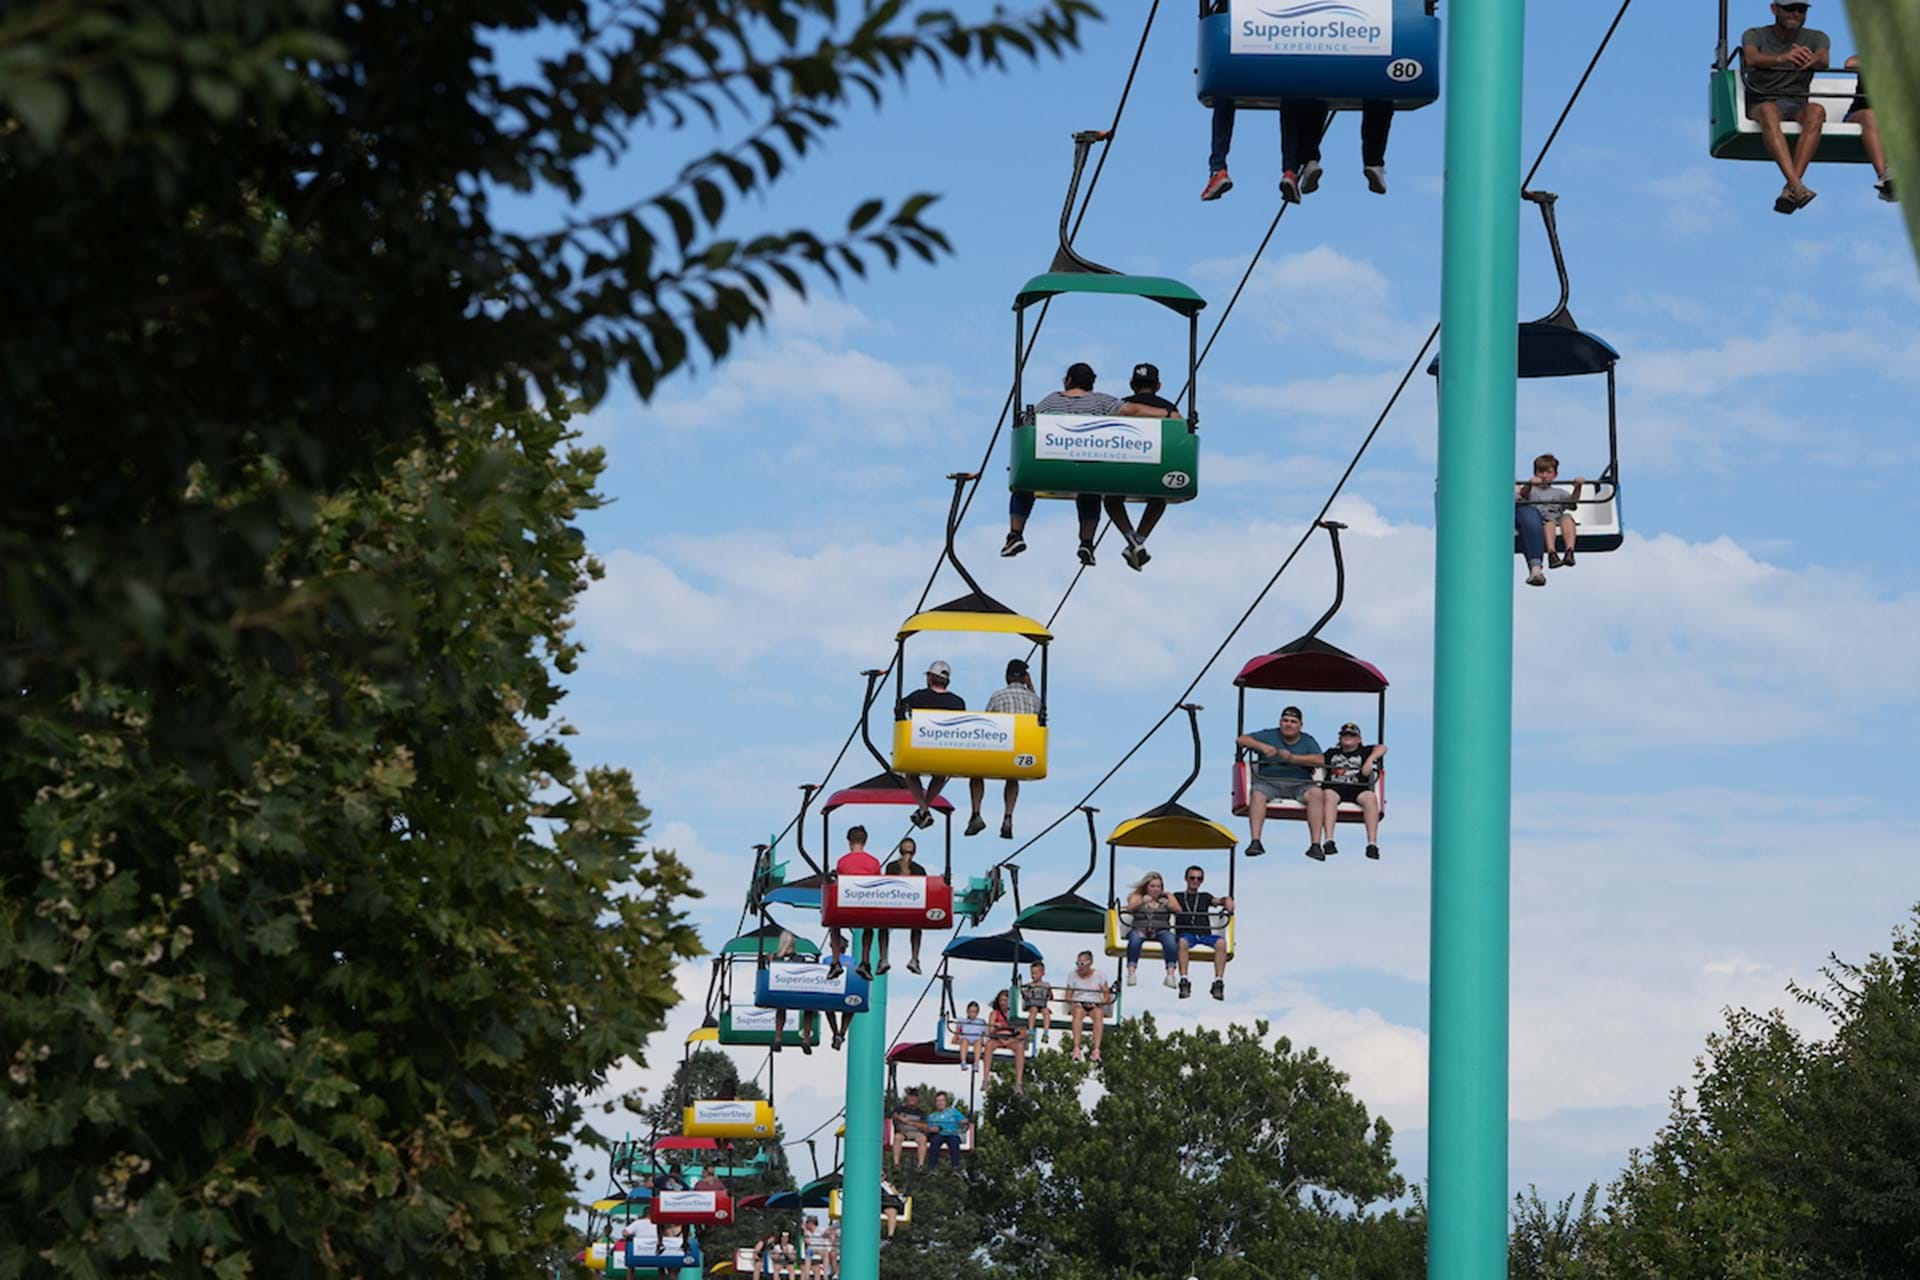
[1122,871,1179,988]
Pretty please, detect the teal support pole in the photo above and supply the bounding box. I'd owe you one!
[839,931,889,1280]
[1429,1,1526,1277]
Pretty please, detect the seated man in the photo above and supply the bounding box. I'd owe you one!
[1172,865,1235,1001]
[1064,949,1112,1063]
[1106,362,1178,572]
[978,659,1041,838]
[1006,361,1175,568]
[923,1091,969,1171]
[901,660,963,828]
[1742,1,1830,213]
[1844,56,1898,203]
[1323,722,1387,860]
[888,1086,928,1170]
[1235,705,1333,859]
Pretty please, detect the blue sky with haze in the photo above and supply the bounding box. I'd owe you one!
[541,1,1920,1205]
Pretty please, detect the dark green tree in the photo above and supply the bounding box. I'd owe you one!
[1509,1185,1608,1279]
[0,0,1094,700]
[963,1016,1408,1280]
[1600,905,1920,1279]
[878,1077,988,1280]
[0,393,702,1278]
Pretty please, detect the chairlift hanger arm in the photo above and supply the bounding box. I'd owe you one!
[1166,703,1205,807]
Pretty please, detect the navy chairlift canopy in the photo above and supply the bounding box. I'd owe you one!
[941,929,1044,966]
[1429,322,1620,380]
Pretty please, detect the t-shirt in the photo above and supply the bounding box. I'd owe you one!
[985,682,1042,715]
[1020,979,1051,1005]
[1325,744,1379,790]
[885,857,927,876]
[892,1099,926,1128]
[954,1015,986,1041]
[1125,390,1178,415]
[925,1105,967,1135]
[1520,482,1574,520]
[1035,390,1124,416]
[1173,890,1219,933]
[837,850,882,875]
[903,687,965,712]
[1064,968,1107,1004]
[694,1176,724,1190]
[1246,728,1321,780]
[1741,23,1830,100]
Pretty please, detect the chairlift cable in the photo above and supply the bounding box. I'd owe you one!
[1523,0,1636,192]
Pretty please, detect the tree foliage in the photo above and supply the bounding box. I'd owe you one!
[1844,0,1920,257]
[0,392,702,1278]
[1509,1185,1607,1279]
[962,1017,1409,1279]
[1598,905,1920,1279]
[0,0,1095,701]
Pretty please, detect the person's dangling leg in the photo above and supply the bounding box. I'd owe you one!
[1361,101,1393,193]
[1203,102,1236,200]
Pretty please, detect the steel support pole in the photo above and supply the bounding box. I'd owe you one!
[1429,1,1526,1277]
[839,932,889,1280]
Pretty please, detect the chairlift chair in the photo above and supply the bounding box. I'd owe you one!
[1196,0,1442,111]
[1709,0,1872,164]
[1103,704,1239,966]
[1231,521,1389,825]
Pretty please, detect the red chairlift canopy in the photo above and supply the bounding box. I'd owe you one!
[822,772,957,815]
[1233,636,1388,695]
[886,1040,961,1066]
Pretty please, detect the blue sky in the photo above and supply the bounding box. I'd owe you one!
[548,2,1920,1208]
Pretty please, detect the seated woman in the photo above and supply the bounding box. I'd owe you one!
[880,1176,906,1238]
[1122,871,1179,989]
[984,989,1028,1093]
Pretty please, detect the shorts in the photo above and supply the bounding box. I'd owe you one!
[1251,776,1312,803]
[1846,94,1870,120]
[1748,96,1814,121]
[1536,505,1570,523]
[1074,999,1105,1011]
[1178,931,1224,949]
[1328,782,1369,805]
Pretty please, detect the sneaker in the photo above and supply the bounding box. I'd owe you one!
[876,961,891,975]
[1077,540,1096,567]
[1164,970,1179,989]
[1122,541,1150,571]
[964,814,986,837]
[1000,817,1014,840]
[907,958,922,975]
[1178,978,1192,999]
[856,962,873,981]
[771,1038,783,1053]
[967,1062,978,1073]
[1001,530,1026,558]
[1562,550,1576,568]
[1322,839,1339,858]
[1365,843,1381,860]
[1305,843,1326,862]
[1041,1030,1050,1044]
[801,1040,813,1055]
[1210,979,1225,1001]
[1126,968,1139,987]
[1299,160,1323,194]
[911,807,936,828]
[832,1033,846,1050]
[1876,175,1898,203]
[1546,551,1564,569]
[1526,566,1547,587]
[1364,164,1388,194]
[828,960,845,979]
[1201,168,1234,201]
[1246,837,1266,858]
[1280,170,1303,204]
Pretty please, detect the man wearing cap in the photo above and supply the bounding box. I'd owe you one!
[902,660,965,828]
[1323,722,1387,860]
[1103,362,1181,572]
[1742,1,1830,213]
[972,658,1042,839]
[1235,705,1337,861]
[1005,361,1177,568]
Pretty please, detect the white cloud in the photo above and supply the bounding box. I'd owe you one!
[1189,245,1434,364]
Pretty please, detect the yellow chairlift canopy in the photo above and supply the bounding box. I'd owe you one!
[1107,807,1238,851]
[897,609,1051,644]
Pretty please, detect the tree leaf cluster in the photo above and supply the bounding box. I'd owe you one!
[0,391,703,1278]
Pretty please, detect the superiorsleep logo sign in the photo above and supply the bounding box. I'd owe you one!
[1230,0,1392,56]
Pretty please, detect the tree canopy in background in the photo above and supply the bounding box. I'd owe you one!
[2,393,702,1277]
[1845,0,1920,256]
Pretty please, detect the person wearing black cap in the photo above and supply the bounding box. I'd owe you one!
[1323,722,1387,859]
[1741,1,1831,213]
[903,659,965,828]
[1103,362,1180,571]
[1005,362,1177,568]
[976,658,1042,839]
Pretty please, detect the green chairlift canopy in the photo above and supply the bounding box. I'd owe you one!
[1013,272,1208,317]
[720,925,820,958]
